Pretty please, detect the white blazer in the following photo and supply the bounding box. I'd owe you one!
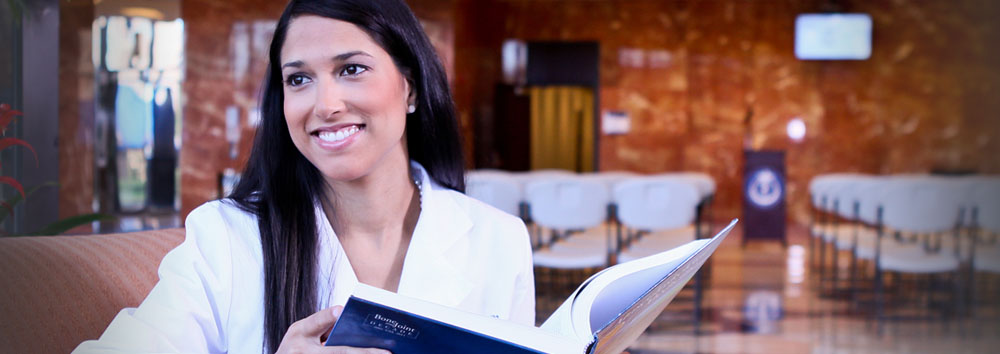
[74,162,535,353]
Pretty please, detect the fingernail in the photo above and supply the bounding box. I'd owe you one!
[331,306,343,317]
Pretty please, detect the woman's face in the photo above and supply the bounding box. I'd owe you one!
[280,15,413,184]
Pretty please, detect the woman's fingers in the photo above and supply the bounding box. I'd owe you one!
[293,306,343,337]
[319,307,345,342]
[280,306,392,353]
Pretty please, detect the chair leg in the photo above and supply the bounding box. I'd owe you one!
[810,230,816,269]
[950,271,960,334]
[693,269,703,336]
[849,250,858,313]
[833,248,844,297]
[818,238,826,293]
[875,266,885,336]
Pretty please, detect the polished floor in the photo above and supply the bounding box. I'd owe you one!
[540,224,1000,354]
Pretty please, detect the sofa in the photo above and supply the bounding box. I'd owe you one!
[0,228,185,353]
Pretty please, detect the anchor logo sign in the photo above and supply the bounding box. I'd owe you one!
[747,168,782,208]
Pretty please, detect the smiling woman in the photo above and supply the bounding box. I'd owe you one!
[73,1,535,354]
[279,16,413,183]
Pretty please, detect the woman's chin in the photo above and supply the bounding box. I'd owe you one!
[320,170,366,184]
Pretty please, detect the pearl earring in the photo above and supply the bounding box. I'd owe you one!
[407,104,416,114]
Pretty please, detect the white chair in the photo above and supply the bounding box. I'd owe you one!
[466,172,522,217]
[511,169,576,246]
[964,177,1000,324]
[582,171,641,218]
[508,169,577,204]
[526,177,612,269]
[850,177,927,263]
[969,178,1000,273]
[811,174,864,290]
[551,171,641,250]
[808,173,859,270]
[651,172,716,241]
[808,175,834,269]
[818,175,876,296]
[514,169,576,188]
[612,177,703,330]
[527,177,612,317]
[872,177,965,334]
[583,170,639,189]
[613,177,701,262]
[666,172,716,201]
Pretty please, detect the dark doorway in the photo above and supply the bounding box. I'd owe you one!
[488,41,599,172]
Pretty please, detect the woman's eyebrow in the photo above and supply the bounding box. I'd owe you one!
[281,51,373,70]
[281,60,304,70]
[331,50,373,61]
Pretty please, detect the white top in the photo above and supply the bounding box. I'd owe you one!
[74,162,535,353]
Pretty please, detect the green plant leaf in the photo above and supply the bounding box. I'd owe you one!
[29,213,116,236]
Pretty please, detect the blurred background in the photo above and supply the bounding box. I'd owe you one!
[1,0,999,353]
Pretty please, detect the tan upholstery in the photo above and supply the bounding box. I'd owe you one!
[0,228,185,354]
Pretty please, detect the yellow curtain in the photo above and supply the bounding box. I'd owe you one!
[528,86,594,172]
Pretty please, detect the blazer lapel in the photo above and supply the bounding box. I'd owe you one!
[397,163,476,308]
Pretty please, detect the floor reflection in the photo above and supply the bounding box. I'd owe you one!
[621,224,1000,354]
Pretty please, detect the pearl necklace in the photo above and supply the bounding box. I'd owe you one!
[410,166,423,204]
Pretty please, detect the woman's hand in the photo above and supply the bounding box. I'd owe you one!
[276,306,391,354]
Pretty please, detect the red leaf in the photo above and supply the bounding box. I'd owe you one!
[0,176,25,200]
[0,107,22,132]
[0,138,38,166]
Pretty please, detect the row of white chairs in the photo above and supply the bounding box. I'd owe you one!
[467,169,715,218]
[466,169,715,267]
[809,173,1000,333]
[467,169,717,330]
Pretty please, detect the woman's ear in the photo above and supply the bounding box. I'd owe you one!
[399,66,417,108]
[405,80,418,114]
[405,77,417,105]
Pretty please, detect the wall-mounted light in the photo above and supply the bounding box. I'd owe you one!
[787,117,806,142]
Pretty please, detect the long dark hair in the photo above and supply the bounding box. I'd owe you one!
[227,0,465,352]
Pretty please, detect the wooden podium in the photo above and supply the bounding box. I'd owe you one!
[742,150,787,246]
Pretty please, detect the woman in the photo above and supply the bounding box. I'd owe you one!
[74,0,534,353]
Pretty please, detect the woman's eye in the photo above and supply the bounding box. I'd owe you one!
[285,74,310,87]
[341,64,368,77]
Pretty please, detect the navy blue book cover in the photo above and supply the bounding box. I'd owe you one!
[325,297,545,353]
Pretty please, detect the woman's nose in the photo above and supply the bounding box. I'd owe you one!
[314,80,346,118]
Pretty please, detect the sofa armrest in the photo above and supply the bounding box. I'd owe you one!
[0,228,185,354]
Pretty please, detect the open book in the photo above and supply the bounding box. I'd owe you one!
[325,219,738,353]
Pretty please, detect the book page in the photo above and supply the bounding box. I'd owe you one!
[576,240,707,336]
[589,220,737,354]
[539,265,615,337]
[588,251,701,354]
[537,293,574,337]
[586,249,695,331]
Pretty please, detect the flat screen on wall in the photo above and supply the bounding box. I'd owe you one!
[795,13,872,60]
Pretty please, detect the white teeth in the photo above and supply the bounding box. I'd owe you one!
[317,126,360,143]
